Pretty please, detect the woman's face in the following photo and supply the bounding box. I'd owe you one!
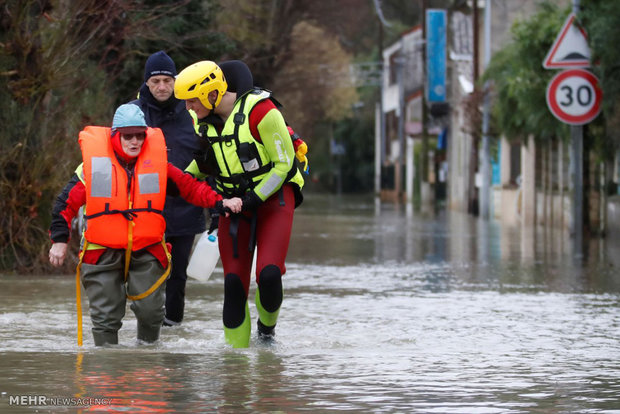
[120,132,146,158]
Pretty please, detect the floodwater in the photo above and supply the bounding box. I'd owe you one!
[1,193,619,413]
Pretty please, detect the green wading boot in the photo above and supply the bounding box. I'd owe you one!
[255,288,279,339]
[224,302,251,348]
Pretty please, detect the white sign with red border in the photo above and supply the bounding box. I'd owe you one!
[546,69,602,125]
[543,13,590,69]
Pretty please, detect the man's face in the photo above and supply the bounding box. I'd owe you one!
[185,97,210,119]
[146,75,175,102]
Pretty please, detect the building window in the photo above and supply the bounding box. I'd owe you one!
[389,52,400,85]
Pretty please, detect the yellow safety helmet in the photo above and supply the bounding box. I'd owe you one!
[174,61,228,110]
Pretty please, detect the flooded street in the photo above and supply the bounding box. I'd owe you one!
[1,193,619,413]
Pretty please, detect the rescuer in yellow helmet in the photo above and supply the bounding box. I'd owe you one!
[175,60,306,348]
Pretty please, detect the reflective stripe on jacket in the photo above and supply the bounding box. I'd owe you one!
[79,126,167,251]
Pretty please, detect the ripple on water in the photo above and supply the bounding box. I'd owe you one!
[0,256,619,412]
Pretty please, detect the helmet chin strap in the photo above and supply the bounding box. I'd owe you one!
[211,90,222,110]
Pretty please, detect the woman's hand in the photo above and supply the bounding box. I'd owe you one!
[222,197,242,215]
[49,242,68,267]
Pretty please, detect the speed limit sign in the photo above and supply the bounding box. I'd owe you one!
[546,69,602,125]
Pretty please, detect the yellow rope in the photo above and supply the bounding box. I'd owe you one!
[126,240,171,301]
[75,241,89,347]
[75,221,169,345]
[75,352,85,398]
[75,196,170,344]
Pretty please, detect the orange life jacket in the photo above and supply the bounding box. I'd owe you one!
[79,126,168,251]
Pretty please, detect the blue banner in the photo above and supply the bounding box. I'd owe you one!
[426,9,447,102]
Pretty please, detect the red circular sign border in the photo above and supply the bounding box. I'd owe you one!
[546,69,602,125]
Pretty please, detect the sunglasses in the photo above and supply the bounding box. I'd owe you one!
[121,133,146,141]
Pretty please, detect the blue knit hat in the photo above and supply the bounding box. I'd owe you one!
[144,50,177,82]
[112,104,147,134]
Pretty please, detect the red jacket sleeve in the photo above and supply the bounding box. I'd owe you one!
[167,163,222,207]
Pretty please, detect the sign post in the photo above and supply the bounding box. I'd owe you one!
[545,69,601,246]
[425,9,447,206]
[543,0,596,257]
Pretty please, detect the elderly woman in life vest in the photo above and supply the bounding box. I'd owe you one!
[48,103,241,346]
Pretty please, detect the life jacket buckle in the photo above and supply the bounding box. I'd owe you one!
[233,113,246,125]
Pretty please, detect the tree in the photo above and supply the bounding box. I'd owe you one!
[483,1,569,144]
[270,21,358,133]
[0,0,230,273]
[581,0,620,150]
[112,0,234,104]
[1,0,119,272]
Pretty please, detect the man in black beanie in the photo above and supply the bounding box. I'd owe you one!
[130,50,207,327]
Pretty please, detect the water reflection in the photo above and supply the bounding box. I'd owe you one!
[75,352,166,412]
[293,194,620,293]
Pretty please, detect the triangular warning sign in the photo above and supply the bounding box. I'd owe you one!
[543,13,590,69]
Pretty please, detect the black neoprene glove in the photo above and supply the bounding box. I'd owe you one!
[208,209,219,234]
[241,191,262,211]
[213,200,226,215]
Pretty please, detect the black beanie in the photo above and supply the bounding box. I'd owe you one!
[219,60,253,96]
[144,51,177,82]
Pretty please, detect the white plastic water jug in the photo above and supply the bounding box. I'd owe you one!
[186,230,220,282]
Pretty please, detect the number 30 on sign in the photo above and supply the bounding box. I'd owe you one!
[546,68,602,125]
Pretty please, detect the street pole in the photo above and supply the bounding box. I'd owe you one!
[473,0,479,82]
[421,0,429,205]
[373,0,389,197]
[396,50,405,201]
[376,14,385,196]
[571,0,583,256]
[375,103,382,196]
[572,125,584,256]
[480,0,492,219]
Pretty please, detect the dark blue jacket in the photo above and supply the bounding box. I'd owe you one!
[131,84,206,237]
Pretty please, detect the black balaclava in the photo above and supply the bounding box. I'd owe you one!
[219,60,254,97]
